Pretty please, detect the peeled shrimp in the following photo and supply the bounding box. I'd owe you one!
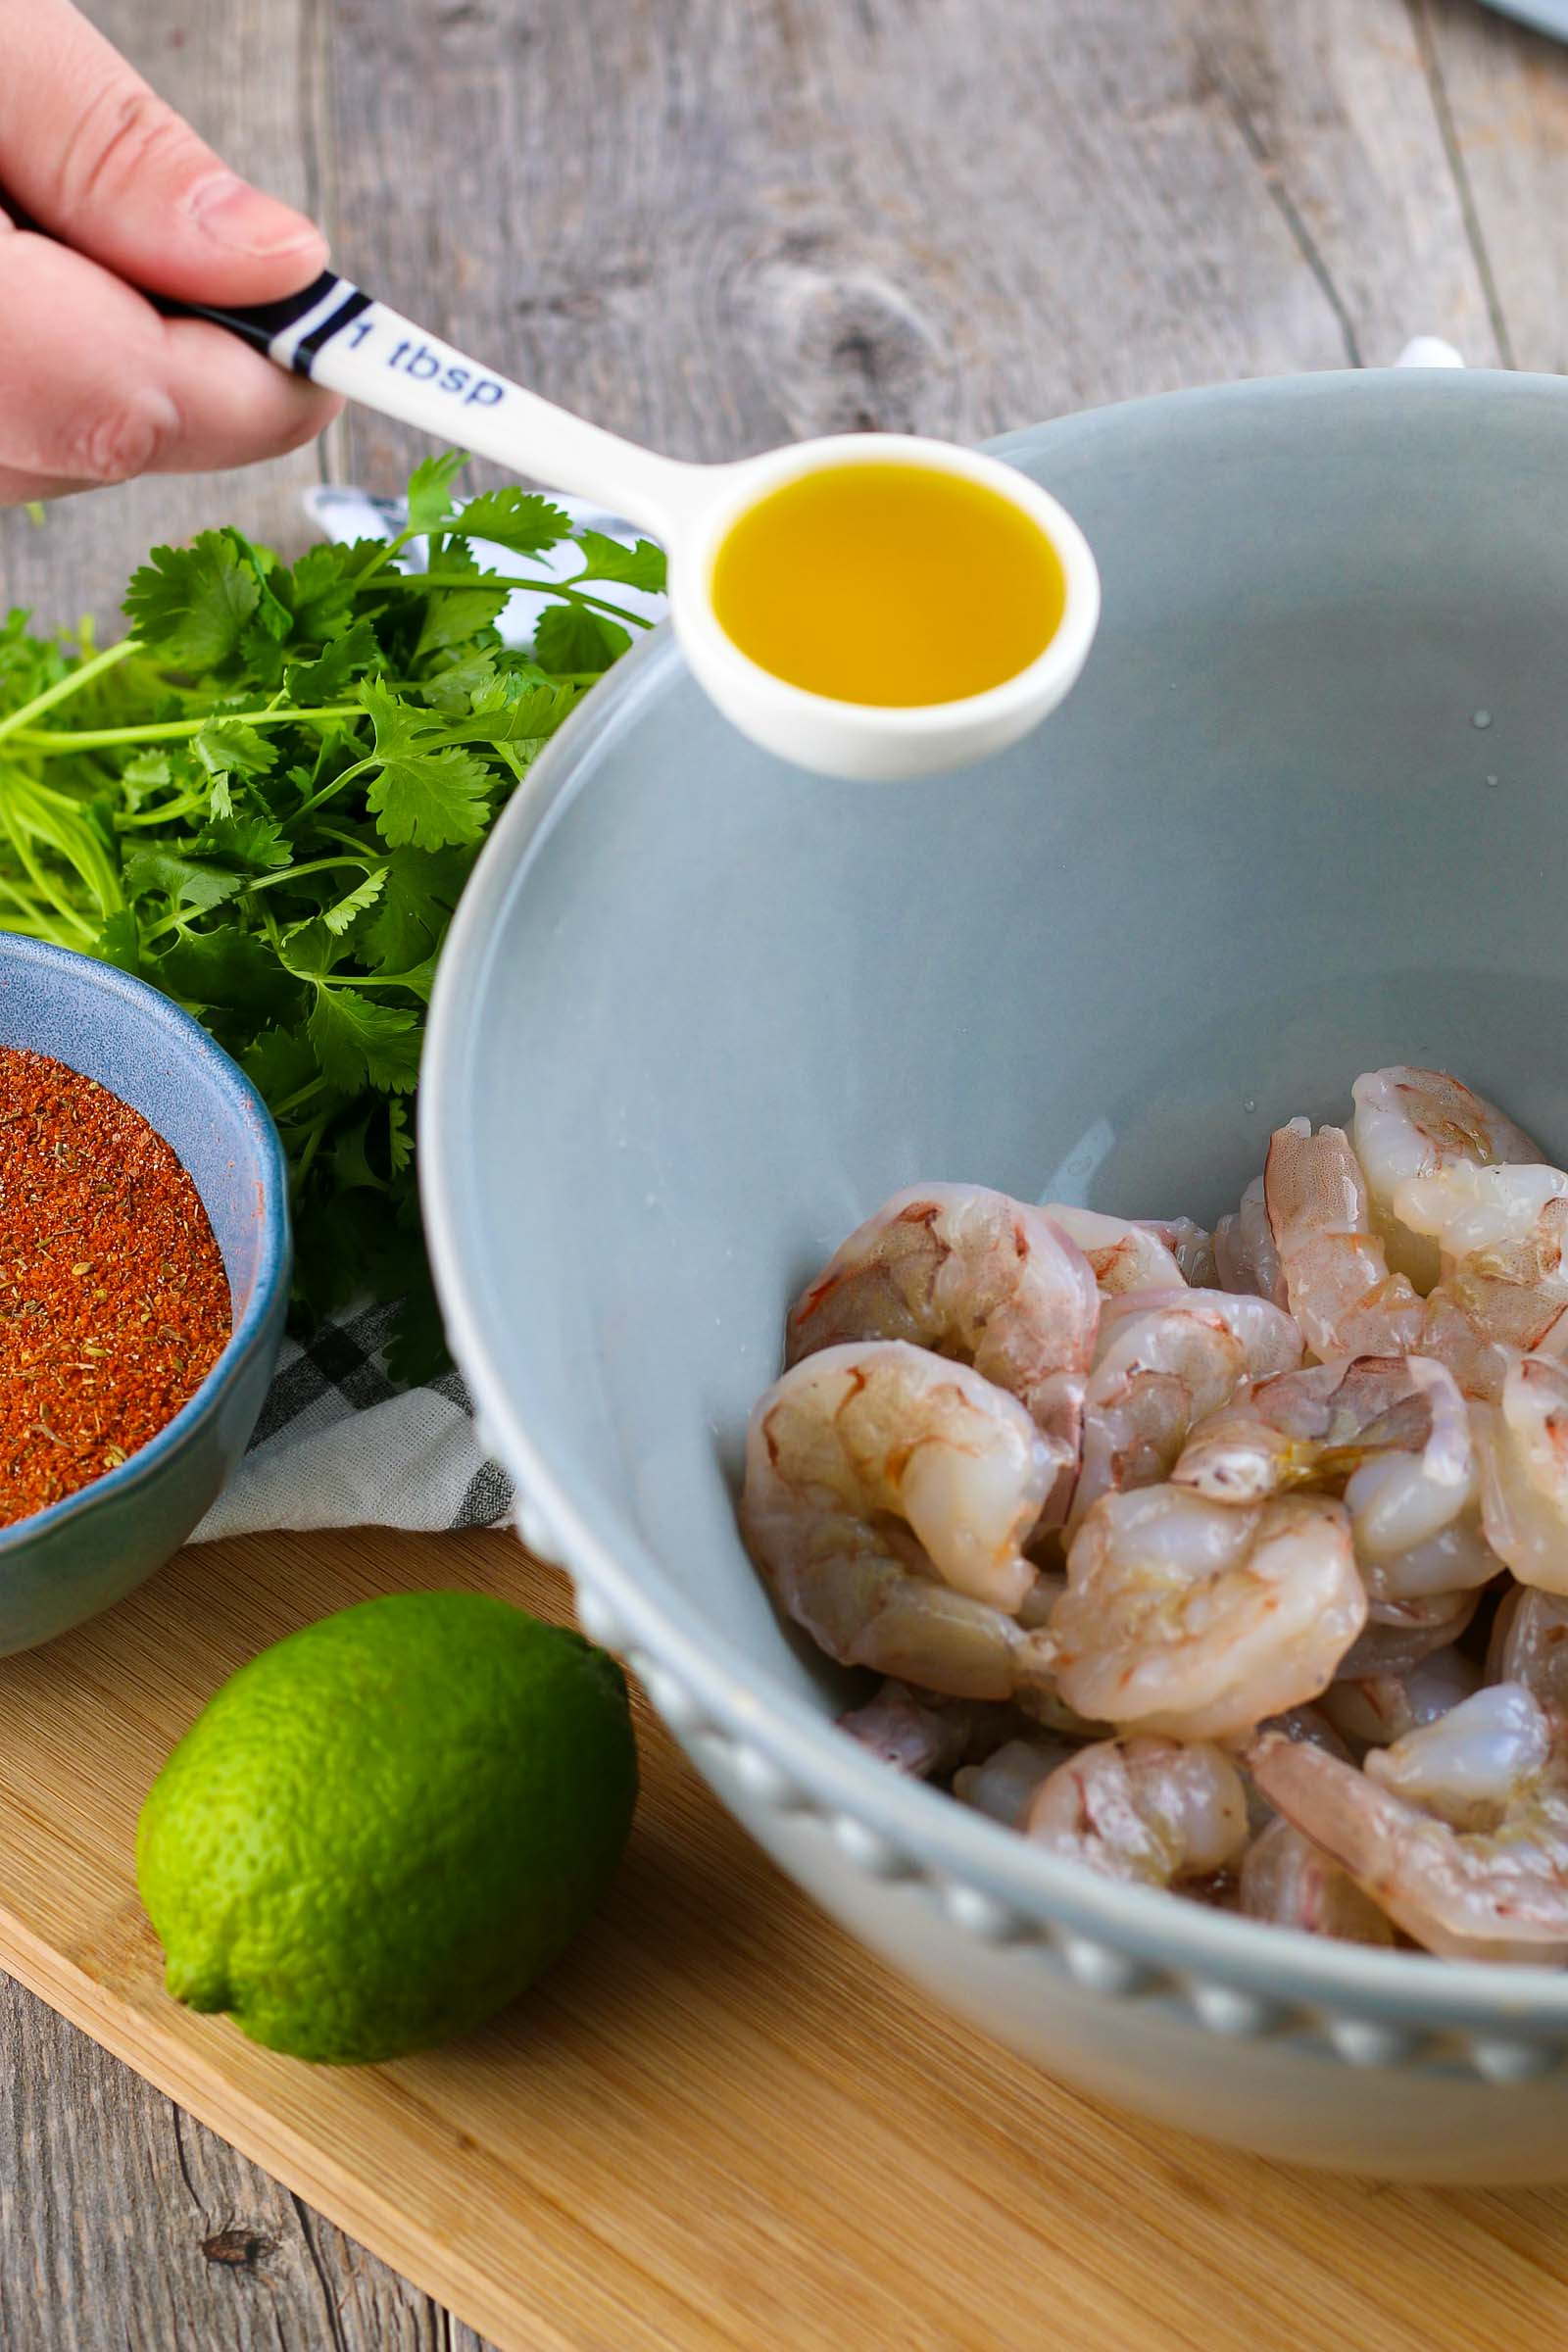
[1366,1681,1551,1827]
[1039,1204,1187,1296]
[1238,1817,1395,1944]
[1173,1353,1468,1518]
[1335,1586,1480,1681]
[1350,1065,1543,1291]
[1488,1586,1568,1709]
[1266,1117,1568,1396]
[1174,1350,1493,1611]
[954,1735,1075,1827]
[1250,1689,1568,1961]
[1143,1217,1217,1288]
[1473,1350,1568,1594]
[1023,1736,1250,1888]
[838,1682,1017,1779]
[1071,1288,1302,1529]
[1051,1486,1365,1739]
[1318,1644,1481,1749]
[1264,1119,1425,1359]
[1213,1174,1288,1308]
[786,1186,1096,1522]
[741,1341,1060,1699]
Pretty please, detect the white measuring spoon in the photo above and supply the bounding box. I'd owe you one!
[176,270,1101,781]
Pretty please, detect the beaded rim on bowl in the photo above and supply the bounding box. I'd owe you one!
[422,368,1568,2057]
[0,934,291,1553]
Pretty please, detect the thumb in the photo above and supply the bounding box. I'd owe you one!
[0,0,327,304]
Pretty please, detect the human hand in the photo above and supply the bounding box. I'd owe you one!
[0,0,342,505]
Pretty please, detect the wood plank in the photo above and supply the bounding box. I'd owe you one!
[2,1980,468,2352]
[1421,0,1568,372]
[0,0,336,631]
[322,0,1503,505]
[4,1524,1568,2352]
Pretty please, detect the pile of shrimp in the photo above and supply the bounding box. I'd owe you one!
[739,1067,1568,1964]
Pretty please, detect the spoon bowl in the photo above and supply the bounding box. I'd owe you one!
[172,272,1100,779]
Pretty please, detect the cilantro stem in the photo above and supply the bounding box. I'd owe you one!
[245,856,374,896]
[270,1073,332,1120]
[0,635,141,747]
[413,574,655,629]
[291,1107,330,1191]
[11,704,362,753]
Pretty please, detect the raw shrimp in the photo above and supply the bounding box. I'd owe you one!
[1350,1065,1544,1292]
[1264,1119,1425,1359]
[1213,1175,1288,1308]
[1250,1688,1568,1961]
[1237,1817,1395,1944]
[740,1341,1060,1699]
[786,1183,1097,1422]
[955,1735,1076,1827]
[1367,1681,1550,1826]
[1318,1644,1481,1749]
[1334,1587,1480,1681]
[1473,1350,1568,1594]
[1023,1737,1250,1888]
[1173,1354,1465,1513]
[1070,1288,1302,1528]
[1039,1204,1187,1296]
[1051,1486,1365,1739]
[1175,1350,1494,1605]
[1143,1217,1217,1288]
[837,1682,1019,1779]
[1266,1117,1568,1396]
[1489,1586,1568,1708]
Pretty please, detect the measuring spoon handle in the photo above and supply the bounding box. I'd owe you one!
[161,269,690,531]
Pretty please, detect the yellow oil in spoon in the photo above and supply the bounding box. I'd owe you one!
[710,463,1066,707]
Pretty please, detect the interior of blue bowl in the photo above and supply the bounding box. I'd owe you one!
[429,368,1568,1722]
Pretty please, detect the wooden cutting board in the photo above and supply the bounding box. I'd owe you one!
[3,1526,1566,2352]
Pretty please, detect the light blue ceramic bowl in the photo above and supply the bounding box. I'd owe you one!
[422,369,1568,2178]
[0,936,289,1650]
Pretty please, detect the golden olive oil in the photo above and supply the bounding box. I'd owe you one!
[710,463,1066,707]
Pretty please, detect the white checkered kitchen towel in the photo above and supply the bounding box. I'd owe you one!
[190,491,667,1542]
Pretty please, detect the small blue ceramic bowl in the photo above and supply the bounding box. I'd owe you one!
[0,936,289,1651]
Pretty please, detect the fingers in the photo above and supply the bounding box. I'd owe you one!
[0,233,341,495]
[0,0,327,305]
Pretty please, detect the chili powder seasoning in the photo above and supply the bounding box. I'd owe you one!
[0,1047,231,1527]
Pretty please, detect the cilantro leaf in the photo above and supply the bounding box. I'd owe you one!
[123,532,260,667]
[405,451,469,538]
[362,846,469,969]
[122,848,243,913]
[285,542,363,645]
[193,812,292,871]
[368,744,491,850]
[94,911,142,976]
[193,718,277,780]
[415,583,511,658]
[243,1026,320,1106]
[321,867,388,935]
[307,987,422,1093]
[157,929,302,1019]
[386,1099,413,1174]
[570,529,666,593]
[453,487,572,557]
[285,618,381,704]
[534,603,629,674]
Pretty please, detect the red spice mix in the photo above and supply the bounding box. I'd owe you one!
[0,1047,231,1527]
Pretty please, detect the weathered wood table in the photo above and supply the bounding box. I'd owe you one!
[2,2,1566,2343]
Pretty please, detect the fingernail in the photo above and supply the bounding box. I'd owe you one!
[182,170,323,260]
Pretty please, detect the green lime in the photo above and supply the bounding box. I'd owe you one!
[136,1590,637,2064]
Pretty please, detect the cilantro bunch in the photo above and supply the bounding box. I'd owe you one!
[0,454,662,1377]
